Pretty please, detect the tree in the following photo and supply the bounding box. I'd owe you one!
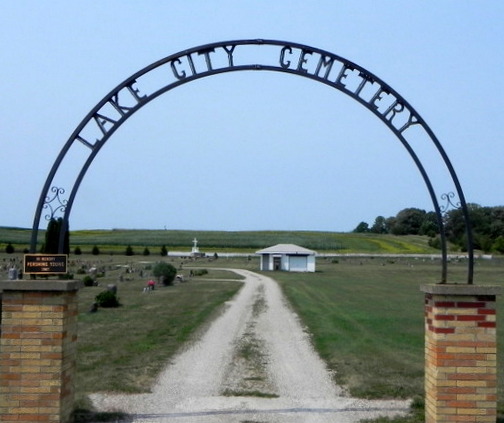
[353,221,369,233]
[488,207,504,239]
[390,208,426,235]
[493,236,504,253]
[370,216,387,234]
[5,243,15,254]
[152,262,177,286]
[143,247,150,256]
[92,245,100,255]
[419,211,439,237]
[445,203,491,250]
[444,206,466,247]
[125,245,134,256]
[43,217,69,254]
[160,245,168,257]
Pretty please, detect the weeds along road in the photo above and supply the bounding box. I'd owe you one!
[90,269,410,423]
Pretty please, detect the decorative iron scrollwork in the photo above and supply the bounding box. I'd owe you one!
[43,186,68,221]
[440,192,461,214]
[30,39,475,283]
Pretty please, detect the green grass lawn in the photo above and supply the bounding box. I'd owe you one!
[272,258,433,399]
[1,250,502,422]
[268,256,504,421]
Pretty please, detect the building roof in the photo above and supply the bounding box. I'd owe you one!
[255,244,316,255]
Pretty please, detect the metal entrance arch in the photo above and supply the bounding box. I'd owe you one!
[30,39,474,284]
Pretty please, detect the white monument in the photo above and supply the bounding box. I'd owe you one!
[191,238,203,257]
[191,238,199,254]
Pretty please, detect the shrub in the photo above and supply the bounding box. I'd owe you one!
[74,246,82,255]
[192,269,208,277]
[143,247,150,256]
[160,245,168,256]
[5,243,14,254]
[493,236,504,253]
[83,276,95,287]
[125,245,134,256]
[92,245,100,255]
[428,236,442,250]
[152,262,177,286]
[95,290,120,308]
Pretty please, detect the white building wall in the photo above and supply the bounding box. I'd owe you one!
[258,253,316,272]
[260,255,269,271]
[281,255,289,271]
[307,255,316,272]
[288,255,308,272]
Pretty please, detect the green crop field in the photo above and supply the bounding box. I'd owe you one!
[0,226,442,255]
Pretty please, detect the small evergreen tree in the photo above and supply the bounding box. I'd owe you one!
[95,290,120,308]
[125,245,134,256]
[160,245,168,256]
[44,218,60,253]
[92,245,100,255]
[143,247,150,256]
[5,243,15,254]
[43,217,69,254]
[82,275,95,287]
[74,246,82,255]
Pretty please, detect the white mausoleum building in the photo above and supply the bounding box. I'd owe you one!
[256,244,316,272]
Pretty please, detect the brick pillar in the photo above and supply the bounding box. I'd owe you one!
[0,280,81,423]
[421,284,502,423]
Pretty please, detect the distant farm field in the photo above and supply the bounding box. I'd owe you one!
[0,226,442,255]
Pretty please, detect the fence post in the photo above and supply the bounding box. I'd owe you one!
[0,280,81,423]
[421,284,501,423]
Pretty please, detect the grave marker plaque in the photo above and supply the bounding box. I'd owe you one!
[24,254,68,274]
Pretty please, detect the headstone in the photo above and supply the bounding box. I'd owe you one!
[8,267,18,280]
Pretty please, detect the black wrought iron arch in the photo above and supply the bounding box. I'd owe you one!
[30,39,474,283]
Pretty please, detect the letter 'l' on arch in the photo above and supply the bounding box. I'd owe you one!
[30,39,475,284]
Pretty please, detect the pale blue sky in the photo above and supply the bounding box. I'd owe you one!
[1,1,503,232]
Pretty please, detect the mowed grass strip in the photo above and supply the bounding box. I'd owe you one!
[272,258,426,399]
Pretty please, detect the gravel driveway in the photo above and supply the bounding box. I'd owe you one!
[90,269,410,422]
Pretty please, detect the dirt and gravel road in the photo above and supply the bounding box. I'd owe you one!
[90,269,410,422]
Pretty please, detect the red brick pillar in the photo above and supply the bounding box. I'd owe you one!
[421,284,501,423]
[0,280,81,423]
